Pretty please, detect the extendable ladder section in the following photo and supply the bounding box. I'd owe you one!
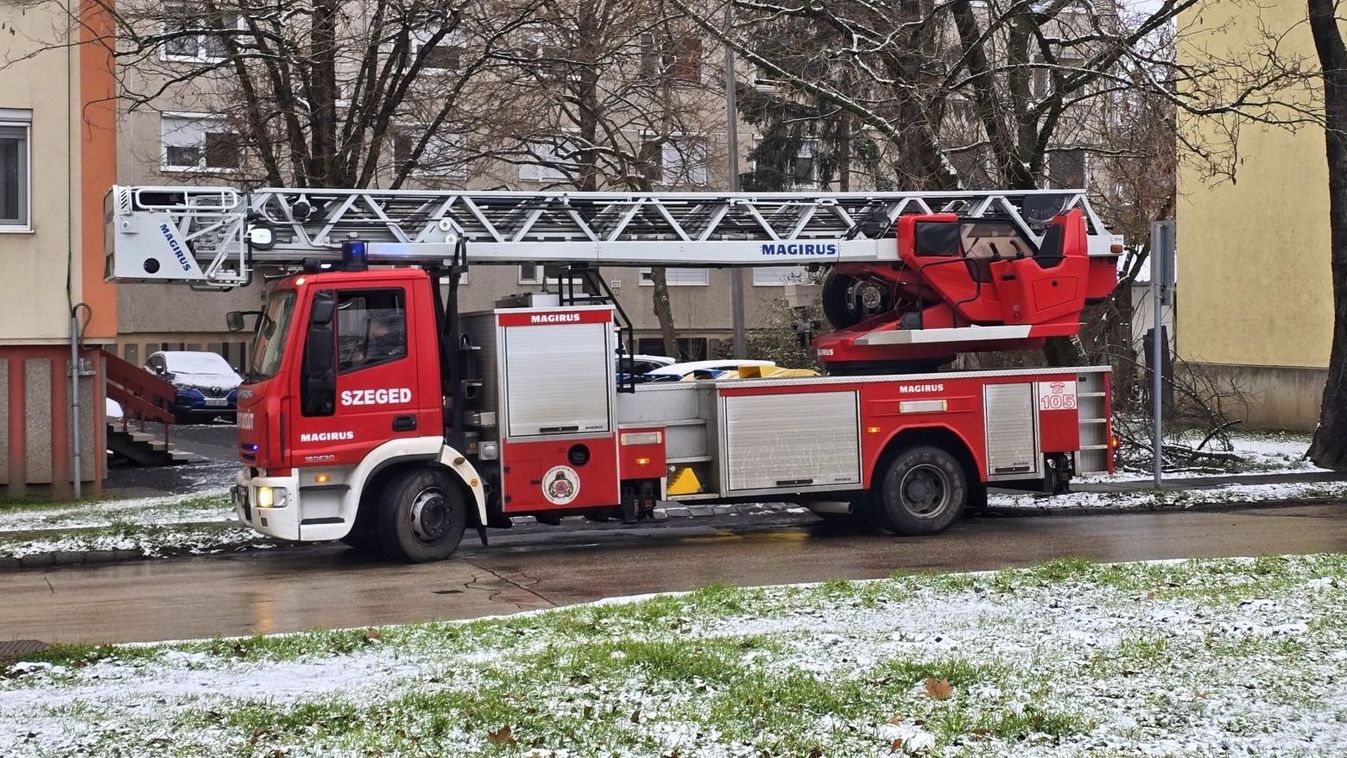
[105,185,1121,289]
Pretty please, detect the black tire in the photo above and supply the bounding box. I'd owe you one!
[821,271,893,330]
[964,482,989,514]
[374,468,468,563]
[173,411,193,425]
[339,509,379,551]
[871,445,967,536]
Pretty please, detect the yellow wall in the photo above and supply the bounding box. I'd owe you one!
[1177,0,1332,370]
[0,0,83,344]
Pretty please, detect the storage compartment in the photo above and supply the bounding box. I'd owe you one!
[721,390,861,493]
[502,321,612,438]
[983,383,1040,477]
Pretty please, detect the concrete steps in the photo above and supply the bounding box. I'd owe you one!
[107,425,196,467]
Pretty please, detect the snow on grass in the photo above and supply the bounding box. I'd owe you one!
[4,554,1346,756]
[0,521,270,560]
[992,480,1347,512]
[0,490,234,533]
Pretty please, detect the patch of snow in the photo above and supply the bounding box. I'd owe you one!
[0,489,233,534]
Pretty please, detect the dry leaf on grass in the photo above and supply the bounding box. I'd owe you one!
[924,677,953,700]
[486,726,515,745]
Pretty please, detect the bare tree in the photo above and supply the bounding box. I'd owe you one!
[1306,0,1347,470]
[10,0,543,188]
[477,0,724,357]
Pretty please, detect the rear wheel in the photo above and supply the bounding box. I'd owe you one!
[375,468,468,563]
[870,445,967,536]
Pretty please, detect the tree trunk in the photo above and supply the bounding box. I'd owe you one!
[1307,0,1347,470]
[648,267,680,358]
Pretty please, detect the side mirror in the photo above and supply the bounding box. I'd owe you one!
[310,296,336,326]
[226,310,263,333]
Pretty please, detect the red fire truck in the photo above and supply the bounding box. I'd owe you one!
[106,186,1120,562]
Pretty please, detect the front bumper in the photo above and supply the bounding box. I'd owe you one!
[232,469,301,541]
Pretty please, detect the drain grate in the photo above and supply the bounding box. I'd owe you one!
[0,640,49,663]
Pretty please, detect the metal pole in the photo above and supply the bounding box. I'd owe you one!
[724,0,746,359]
[1149,220,1174,488]
[70,311,82,500]
[1152,257,1163,488]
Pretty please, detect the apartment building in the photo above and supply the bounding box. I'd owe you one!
[0,0,118,495]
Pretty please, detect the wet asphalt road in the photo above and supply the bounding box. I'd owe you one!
[4,502,1346,645]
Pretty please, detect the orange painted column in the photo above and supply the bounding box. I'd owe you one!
[79,0,118,339]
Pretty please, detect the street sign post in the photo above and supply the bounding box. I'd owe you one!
[1151,219,1177,487]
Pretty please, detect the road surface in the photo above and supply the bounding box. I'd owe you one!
[3,502,1345,645]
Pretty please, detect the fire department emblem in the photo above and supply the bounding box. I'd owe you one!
[542,465,580,505]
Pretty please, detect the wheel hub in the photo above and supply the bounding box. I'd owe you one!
[899,464,950,518]
[409,488,450,543]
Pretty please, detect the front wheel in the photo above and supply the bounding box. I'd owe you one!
[870,445,967,536]
[375,468,468,563]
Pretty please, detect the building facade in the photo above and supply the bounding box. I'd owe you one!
[1176,0,1330,430]
[0,0,118,495]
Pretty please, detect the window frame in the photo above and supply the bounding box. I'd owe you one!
[160,112,239,173]
[335,288,409,375]
[393,123,469,179]
[638,267,709,287]
[518,263,583,287]
[411,29,466,73]
[752,266,808,287]
[0,116,32,233]
[158,4,244,64]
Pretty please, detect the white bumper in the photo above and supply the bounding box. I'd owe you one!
[233,468,303,541]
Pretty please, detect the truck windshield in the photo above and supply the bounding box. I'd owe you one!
[246,290,296,382]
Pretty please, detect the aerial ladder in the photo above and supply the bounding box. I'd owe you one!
[106,185,1122,370]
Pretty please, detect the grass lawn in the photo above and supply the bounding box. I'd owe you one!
[3,553,1345,756]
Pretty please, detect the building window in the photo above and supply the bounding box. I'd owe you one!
[394,125,467,178]
[413,31,464,72]
[639,268,708,286]
[642,136,708,186]
[160,3,240,63]
[519,262,580,285]
[1050,148,1087,188]
[788,140,817,188]
[161,114,239,171]
[638,33,702,84]
[0,113,31,231]
[752,266,808,286]
[518,139,574,182]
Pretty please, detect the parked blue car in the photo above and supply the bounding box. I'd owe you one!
[145,350,243,424]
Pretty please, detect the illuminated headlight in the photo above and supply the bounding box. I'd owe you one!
[255,486,287,508]
[479,441,499,461]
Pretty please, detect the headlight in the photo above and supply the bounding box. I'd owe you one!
[256,486,287,508]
